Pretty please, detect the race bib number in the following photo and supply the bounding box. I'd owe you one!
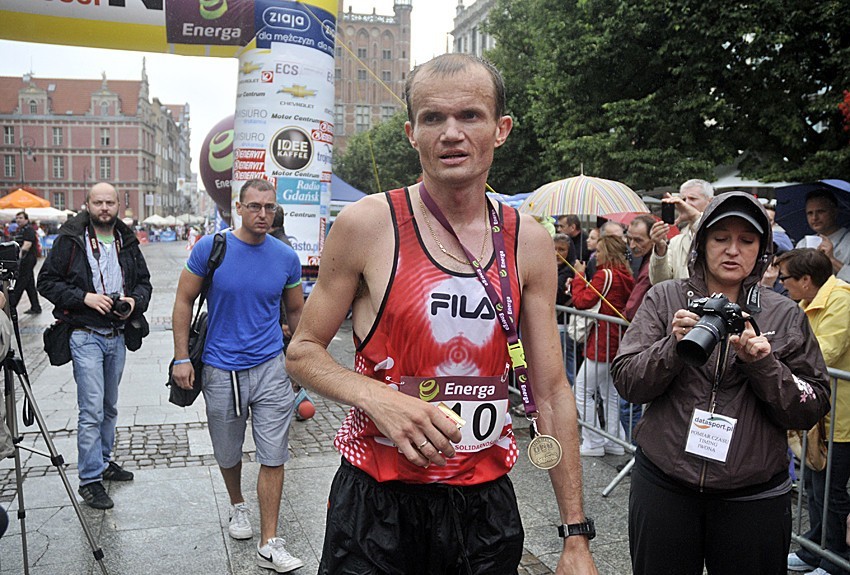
[685,408,737,463]
[399,375,508,453]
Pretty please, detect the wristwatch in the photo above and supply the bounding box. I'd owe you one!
[557,517,596,540]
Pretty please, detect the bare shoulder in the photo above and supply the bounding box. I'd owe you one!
[330,193,391,235]
[516,212,556,278]
[325,194,393,260]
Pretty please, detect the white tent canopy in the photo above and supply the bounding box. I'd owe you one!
[176,213,204,225]
[142,214,168,226]
[0,207,73,222]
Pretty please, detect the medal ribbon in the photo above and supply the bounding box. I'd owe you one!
[419,184,538,415]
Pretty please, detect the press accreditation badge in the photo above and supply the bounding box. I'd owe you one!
[685,408,737,463]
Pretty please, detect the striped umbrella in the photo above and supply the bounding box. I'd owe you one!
[519,174,648,217]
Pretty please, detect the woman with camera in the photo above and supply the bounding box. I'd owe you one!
[572,234,634,456]
[611,192,831,574]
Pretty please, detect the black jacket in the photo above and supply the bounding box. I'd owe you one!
[37,211,152,329]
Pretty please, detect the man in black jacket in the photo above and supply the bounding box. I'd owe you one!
[10,211,42,314]
[38,182,152,510]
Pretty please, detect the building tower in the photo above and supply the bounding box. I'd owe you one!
[333,0,412,156]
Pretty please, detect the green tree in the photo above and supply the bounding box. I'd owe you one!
[485,0,850,190]
[334,111,421,194]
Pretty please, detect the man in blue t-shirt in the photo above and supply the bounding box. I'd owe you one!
[171,179,304,573]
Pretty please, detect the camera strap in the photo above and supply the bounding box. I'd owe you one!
[86,221,121,262]
[85,221,126,295]
[85,222,124,296]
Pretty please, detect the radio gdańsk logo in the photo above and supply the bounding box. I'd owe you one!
[270,127,312,171]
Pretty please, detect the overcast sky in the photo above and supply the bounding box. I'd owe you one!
[0,0,456,177]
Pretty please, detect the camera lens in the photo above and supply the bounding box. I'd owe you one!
[677,314,726,366]
[113,299,131,316]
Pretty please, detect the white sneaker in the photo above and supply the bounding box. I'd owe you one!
[228,502,253,540]
[788,552,815,572]
[257,537,304,573]
[604,444,625,456]
[580,445,605,457]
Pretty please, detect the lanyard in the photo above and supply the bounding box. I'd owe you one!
[418,184,538,416]
[86,222,124,295]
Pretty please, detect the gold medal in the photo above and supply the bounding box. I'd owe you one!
[528,434,562,470]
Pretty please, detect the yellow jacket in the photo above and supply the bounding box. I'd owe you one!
[802,276,850,441]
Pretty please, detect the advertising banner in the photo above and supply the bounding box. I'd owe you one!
[0,0,255,57]
[231,0,335,266]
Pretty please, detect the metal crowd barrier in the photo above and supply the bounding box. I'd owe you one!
[792,366,850,572]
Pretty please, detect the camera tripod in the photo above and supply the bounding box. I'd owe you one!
[2,283,108,574]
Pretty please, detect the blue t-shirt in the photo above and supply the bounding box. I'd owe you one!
[187,232,302,370]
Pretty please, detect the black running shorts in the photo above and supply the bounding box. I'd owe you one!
[319,458,525,575]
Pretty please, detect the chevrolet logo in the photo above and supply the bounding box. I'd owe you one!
[239,62,261,75]
[278,84,317,98]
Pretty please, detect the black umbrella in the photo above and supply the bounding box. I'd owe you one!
[774,179,850,243]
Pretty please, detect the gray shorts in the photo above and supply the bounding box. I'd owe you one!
[203,352,295,468]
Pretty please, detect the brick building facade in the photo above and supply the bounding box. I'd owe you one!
[333,0,412,155]
[0,61,191,221]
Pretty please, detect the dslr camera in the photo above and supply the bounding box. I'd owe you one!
[0,241,19,280]
[108,293,132,318]
[676,294,758,366]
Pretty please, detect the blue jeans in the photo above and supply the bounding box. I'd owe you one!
[620,399,642,444]
[71,329,126,486]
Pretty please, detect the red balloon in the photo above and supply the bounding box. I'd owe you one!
[199,115,235,215]
[297,400,316,420]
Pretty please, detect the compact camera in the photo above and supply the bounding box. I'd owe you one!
[108,293,131,317]
[676,294,758,366]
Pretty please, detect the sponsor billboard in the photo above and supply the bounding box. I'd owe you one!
[0,0,336,57]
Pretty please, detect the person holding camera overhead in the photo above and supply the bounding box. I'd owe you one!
[611,192,831,574]
[38,182,152,510]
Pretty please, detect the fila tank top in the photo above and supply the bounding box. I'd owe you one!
[334,187,522,485]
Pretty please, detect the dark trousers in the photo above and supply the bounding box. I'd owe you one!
[630,458,791,575]
[798,441,850,575]
[319,459,524,575]
[10,257,40,311]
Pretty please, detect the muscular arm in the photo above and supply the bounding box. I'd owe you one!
[516,214,597,574]
[282,284,304,334]
[170,268,203,390]
[286,196,462,467]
